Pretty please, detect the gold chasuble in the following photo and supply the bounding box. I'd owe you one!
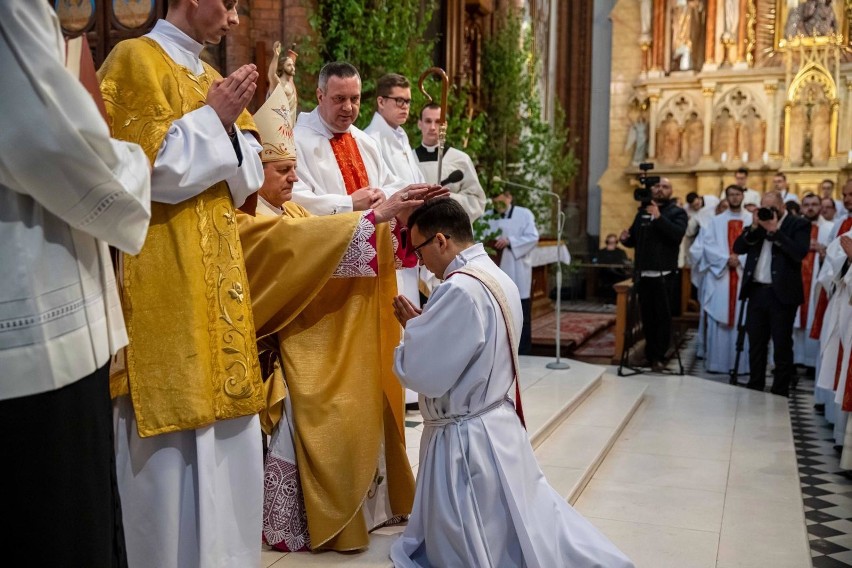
[98,38,264,437]
[239,204,415,551]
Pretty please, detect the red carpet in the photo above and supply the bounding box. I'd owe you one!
[530,311,616,350]
[573,329,616,358]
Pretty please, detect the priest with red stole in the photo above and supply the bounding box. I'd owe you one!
[696,185,751,375]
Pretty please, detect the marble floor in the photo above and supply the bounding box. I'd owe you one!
[261,351,813,568]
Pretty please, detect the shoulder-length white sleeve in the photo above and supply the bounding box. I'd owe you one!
[507,209,539,259]
[0,1,151,254]
[150,105,261,207]
[394,283,486,398]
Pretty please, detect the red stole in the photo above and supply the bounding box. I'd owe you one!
[329,132,369,195]
[800,223,818,328]
[811,217,852,339]
[727,219,743,327]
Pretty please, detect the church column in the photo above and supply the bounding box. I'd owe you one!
[735,0,748,66]
[702,85,715,159]
[783,102,792,163]
[703,0,717,71]
[652,0,666,72]
[764,81,779,156]
[831,98,840,158]
[648,92,661,159]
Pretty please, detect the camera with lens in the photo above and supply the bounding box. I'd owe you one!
[757,206,775,221]
[634,162,658,205]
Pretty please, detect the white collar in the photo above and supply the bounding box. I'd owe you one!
[148,19,204,59]
[257,195,283,215]
[443,243,487,279]
[298,107,352,139]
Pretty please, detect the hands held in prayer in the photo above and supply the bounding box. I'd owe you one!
[373,184,449,225]
[727,253,740,269]
[494,237,510,250]
[207,64,258,135]
[392,295,422,328]
[352,187,385,211]
[841,235,852,260]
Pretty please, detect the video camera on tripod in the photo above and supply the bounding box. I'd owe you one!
[634,162,659,226]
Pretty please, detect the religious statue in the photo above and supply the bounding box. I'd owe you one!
[711,107,736,162]
[625,114,649,165]
[657,112,682,165]
[267,41,298,112]
[670,0,705,71]
[683,112,704,166]
[639,0,653,42]
[739,107,764,163]
[785,0,838,38]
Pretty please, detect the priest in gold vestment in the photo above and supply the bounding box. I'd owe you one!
[97,3,267,567]
[240,84,443,552]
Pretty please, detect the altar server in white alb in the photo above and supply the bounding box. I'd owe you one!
[485,189,540,354]
[695,185,751,375]
[793,193,833,369]
[415,103,487,221]
[389,198,634,568]
[0,2,151,565]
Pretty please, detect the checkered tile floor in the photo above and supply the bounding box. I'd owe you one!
[791,380,852,567]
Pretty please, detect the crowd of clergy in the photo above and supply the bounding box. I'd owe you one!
[2,1,636,567]
[684,166,852,458]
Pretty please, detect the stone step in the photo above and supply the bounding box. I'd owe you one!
[534,374,647,505]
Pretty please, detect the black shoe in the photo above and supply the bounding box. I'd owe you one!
[650,361,666,373]
[814,403,825,415]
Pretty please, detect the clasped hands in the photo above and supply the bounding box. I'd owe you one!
[393,295,422,328]
[207,64,258,135]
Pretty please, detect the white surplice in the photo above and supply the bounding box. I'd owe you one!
[391,243,634,568]
[793,216,833,367]
[816,229,852,395]
[365,112,425,404]
[697,210,751,374]
[112,20,266,568]
[0,1,151,399]
[415,145,487,221]
[484,205,540,299]
[291,108,407,216]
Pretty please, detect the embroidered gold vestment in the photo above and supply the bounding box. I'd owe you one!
[98,38,264,437]
[239,204,415,551]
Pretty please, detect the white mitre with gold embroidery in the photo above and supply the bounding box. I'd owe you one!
[253,83,296,163]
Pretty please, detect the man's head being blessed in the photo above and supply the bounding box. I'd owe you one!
[418,103,443,147]
[376,73,412,129]
[167,0,240,44]
[316,61,361,133]
[801,193,822,222]
[408,198,474,278]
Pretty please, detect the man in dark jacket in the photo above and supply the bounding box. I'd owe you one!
[733,191,811,397]
[620,177,688,371]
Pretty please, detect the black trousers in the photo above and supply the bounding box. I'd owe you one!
[520,298,532,355]
[745,284,798,396]
[636,272,678,364]
[0,364,127,567]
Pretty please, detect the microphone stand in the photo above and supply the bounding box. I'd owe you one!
[495,178,570,370]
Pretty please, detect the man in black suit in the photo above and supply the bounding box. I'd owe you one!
[733,191,811,397]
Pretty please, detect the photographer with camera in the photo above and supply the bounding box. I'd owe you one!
[733,191,811,397]
[620,174,688,372]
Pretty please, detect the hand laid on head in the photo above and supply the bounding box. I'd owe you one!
[392,295,422,328]
[373,184,447,225]
[351,187,384,211]
[207,64,258,134]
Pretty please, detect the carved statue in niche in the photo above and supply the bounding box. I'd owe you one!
[811,97,831,163]
[683,111,704,165]
[785,0,838,38]
[639,0,653,42]
[789,102,807,163]
[625,115,650,165]
[657,112,682,165]
[670,0,706,71]
[723,0,738,34]
[711,107,737,161]
[738,107,765,162]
